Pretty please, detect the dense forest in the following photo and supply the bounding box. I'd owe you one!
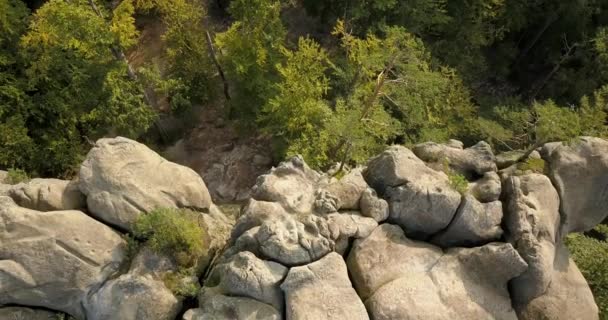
[1,0,608,175]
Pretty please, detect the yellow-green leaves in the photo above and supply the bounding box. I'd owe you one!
[111,0,139,50]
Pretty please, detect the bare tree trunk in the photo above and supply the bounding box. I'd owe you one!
[205,31,231,102]
[529,40,579,100]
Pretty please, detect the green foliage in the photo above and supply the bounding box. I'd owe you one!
[216,0,286,120]
[162,269,200,297]
[6,168,29,184]
[566,226,608,318]
[517,158,546,174]
[259,37,332,167]
[442,158,468,195]
[132,208,206,268]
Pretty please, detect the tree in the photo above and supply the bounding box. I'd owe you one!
[215,0,286,121]
[258,37,333,167]
[9,0,155,176]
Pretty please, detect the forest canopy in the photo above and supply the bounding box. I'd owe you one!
[1,0,608,175]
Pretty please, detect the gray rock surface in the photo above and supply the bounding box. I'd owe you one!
[251,156,321,214]
[0,197,126,319]
[85,274,181,320]
[9,178,85,211]
[412,140,497,177]
[0,307,57,320]
[516,246,599,320]
[183,294,280,320]
[281,252,369,320]
[359,188,389,222]
[205,251,287,311]
[79,137,213,230]
[468,171,501,202]
[432,196,503,247]
[504,174,561,304]
[315,168,368,212]
[348,224,527,320]
[541,137,608,233]
[364,146,462,238]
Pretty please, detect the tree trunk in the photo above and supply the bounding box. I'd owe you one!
[205,31,231,102]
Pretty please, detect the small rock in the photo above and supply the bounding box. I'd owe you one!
[360,188,389,222]
[468,171,501,202]
[9,178,85,211]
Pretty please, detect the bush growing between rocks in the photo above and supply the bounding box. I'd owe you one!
[132,208,206,268]
[442,158,468,195]
[162,269,200,297]
[6,168,30,184]
[566,225,608,319]
[517,158,546,174]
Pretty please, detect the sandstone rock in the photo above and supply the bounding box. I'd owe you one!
[230,200,288,241]
[0,307,57,320]
[205,251,287,311]
[85,274,181,320]
[326,212,378,254]
[516,246,599,320]
[364,146,461,238]
[432,196,503,247]
[0,197,126,319]
[347,224,443,300]
[315,168,368,212]
[9,178,85,211]
[496,150,526,169]
[468,171,501,202]
[183,294,280,320]
[0,170,8,184]
[360,188,389,222]
[363,244,526,320]
[412,140,497,177]
[251,156,321,214]
[503,174,561,304]
[541,137,608,233]
[128,247,178,278]
[281,252,369,320]
[79,137,213,230]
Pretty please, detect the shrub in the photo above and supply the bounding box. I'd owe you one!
[162,269,200,297]
[6,168,30,184]
[566,225,608,319]
[132,208,206,267]
[518,158,546,174]
[442,158,468,195]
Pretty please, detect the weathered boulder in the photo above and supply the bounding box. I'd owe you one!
[204,251,287,311]
[315,168,368,213]
[79,137,213,230]
[85,274,181,320]
[412,140,497,177]
[0,197,126,319]
[9,178,85,211]
[348,224,527,320]
[541,137,608,233]
[251,156,321,214]
[504,174,561,304]
[432,196,503,247]
[468,171,501,202]
[183,294,280,320]
[516,246,599,320]
[364,146,462,238]
[281,252,369,320]
[0,307,57,320]
[359,188,389,222]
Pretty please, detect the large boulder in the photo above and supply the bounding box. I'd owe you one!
[364,146,462,238]
[503,174,561,304]
[541,137,608,233]
[183,294,280,320]
[203,251,287,311]
[516,246,599,320]
[84,274,181,320]
[281,252,369,320]
[251,156,321,214]
[348,224,527,320]
[79,137,214,230]
[412,140,497,178]
[0,197,126,319]
[432,196,503,247]
[9,178,85,211]
[0,307,57,320]
[315,168,368,213]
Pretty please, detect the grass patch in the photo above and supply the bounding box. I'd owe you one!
[566,225,608,319]
[6,168,29,184]
[132,207,207,268]
[442,158,468,195]
[517,157,546,174]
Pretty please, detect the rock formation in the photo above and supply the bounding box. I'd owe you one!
[1,136,607,320]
